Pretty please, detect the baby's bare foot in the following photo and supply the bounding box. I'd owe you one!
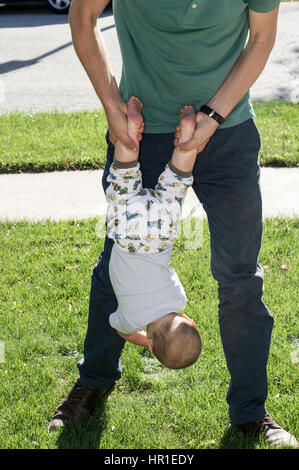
[127,96,144,146]
[115,97,144,163]
[171,106,197,174]
[175,106,196,145]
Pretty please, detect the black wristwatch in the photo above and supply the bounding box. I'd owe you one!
[200,105,225,125]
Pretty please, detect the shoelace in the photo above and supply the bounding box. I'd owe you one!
[67,379,85,404]
[256,415,281,430]
[260,416,298,448]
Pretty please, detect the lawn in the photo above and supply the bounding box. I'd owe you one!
[0,217,298,449]
[0,101,298,173]
[0,0,297,452]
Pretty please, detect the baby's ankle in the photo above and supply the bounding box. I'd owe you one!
[115,140,139,163]
[170,150,197,174]
[178,106,196,144]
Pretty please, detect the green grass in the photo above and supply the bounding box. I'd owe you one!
[0,217,298,449]
[0,101,298,173]
[256,102,299,167]
[0,110,108,173]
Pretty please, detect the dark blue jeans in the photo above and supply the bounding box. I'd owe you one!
[77,118,274,425]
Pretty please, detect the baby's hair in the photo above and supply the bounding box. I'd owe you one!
[152,317,202,369]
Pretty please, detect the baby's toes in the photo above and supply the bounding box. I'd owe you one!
[131,96,143,110]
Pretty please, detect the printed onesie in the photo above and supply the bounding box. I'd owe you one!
[105,159,193,334]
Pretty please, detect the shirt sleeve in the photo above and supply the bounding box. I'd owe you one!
[154,162,193,210]
[105,161,143,204]
[109,310,140,335]
[246,0,280,13]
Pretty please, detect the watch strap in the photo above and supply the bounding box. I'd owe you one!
[200,105,225,125]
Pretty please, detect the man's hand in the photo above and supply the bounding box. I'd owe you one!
[105,90,144,150]
[69,0,142,151]
[174,112,219,153]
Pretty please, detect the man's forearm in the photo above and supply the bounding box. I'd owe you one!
[69,0,136,149]
[208,36,275,118]
[208,8,279,119]
[69,1,117,113]
[172,8,279,154]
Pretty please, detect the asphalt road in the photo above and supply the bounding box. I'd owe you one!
[0,3,120,112]
[0,1,298,114]
[0,2,298,221]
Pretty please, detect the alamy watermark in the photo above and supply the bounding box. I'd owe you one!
[178,206,203,249]
[0,341,4,363]
[95,203,203,250]
[290,79,299,103]
[0,80,5,104]
[290,339,299,365]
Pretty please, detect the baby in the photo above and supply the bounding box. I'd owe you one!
[106,97,201,369]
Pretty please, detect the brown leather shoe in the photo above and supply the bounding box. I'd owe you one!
[234,414,298,448]
[48,378,115,431]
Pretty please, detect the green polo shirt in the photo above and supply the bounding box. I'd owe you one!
[113,0,280,133]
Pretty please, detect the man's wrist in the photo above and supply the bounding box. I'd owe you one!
[200,104,225,125]
[198,111,220,132]
[103,97,120,115]
[103,76,123,114]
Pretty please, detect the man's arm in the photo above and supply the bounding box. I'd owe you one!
[69,0,137,150]
[178,6,280,153]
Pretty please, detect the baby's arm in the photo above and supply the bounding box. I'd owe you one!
[117,330,149,348]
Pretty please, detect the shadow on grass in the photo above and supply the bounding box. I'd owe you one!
[55,403,108,449]
[219,426,262,450]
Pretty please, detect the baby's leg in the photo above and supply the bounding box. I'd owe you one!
[114,97,144,163]
[171,106,197,174]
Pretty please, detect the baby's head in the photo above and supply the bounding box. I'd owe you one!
[147,313,202,369]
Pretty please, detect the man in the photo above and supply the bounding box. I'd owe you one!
[49,0,298,448]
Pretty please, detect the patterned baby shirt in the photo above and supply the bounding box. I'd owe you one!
[105,160,193,254]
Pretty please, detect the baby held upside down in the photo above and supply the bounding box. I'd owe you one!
[105,97,202,369]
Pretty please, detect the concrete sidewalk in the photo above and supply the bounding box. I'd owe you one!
[0,167,298,221]
[0,2,298,222]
